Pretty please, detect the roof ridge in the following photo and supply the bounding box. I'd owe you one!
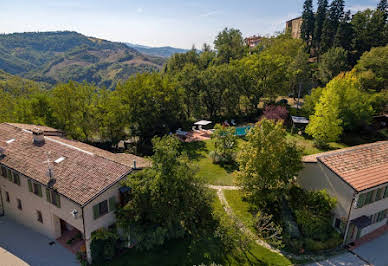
[317,141,388,161]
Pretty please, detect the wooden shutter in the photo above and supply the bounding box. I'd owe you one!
[55,192,61,208]
[357,193,366,208]
[384,186,388,199]
[93,204,99,220]
[46,189,51,203]
[37,185,43,197]
[108,197,116,212]
[7,169,12,181]
[28,180,33,192]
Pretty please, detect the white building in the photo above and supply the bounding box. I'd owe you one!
[298,141,388,245]
[0,123,149,262]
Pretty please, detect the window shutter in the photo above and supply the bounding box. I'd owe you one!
[7,169,12,181]
[109,197,116,212]
[28,180,33,192]
[46,189,51,203]
[93,205,99,220]
[37,185,43,197]
[384,186,388,199]
[55,193,61,208]
[357,193,366,208]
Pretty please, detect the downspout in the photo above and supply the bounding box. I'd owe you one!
[342,193,357,246]
[0,189,4,216]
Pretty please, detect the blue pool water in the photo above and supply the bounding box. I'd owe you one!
[235,125,253,136]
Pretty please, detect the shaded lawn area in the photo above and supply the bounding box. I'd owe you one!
[110,191,291,266]
[224,190,255,231]
[182,140,235,186]
[286,133,348,156]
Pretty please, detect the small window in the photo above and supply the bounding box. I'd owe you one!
[376,187,384,201]
[1,166,7,178]
[12,172,20,186]
[46,189,61,208]
[384,186,388,199]
[17,199,22,210]
[93,200,109,219]
[37,210,43,223]
[5,191,10,202]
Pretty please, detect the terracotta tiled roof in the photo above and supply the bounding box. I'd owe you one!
[6,123,63,136]
[314,141,388,192]
[0,123,149,206]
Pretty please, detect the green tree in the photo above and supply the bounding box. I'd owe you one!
[377,0,388,21]
[317,47,348,84]
[303,86,324,116]
[237,119,302,209]
[320,0,345,53]
[214,28,246,64]
[354,45,388,91]
[301,0,315,48]
[333,11,353,51]
[114,73,182,152]
[116,136,214,250]
[305,81,343,146]
[211,124,237,164]
[314,0,329,55]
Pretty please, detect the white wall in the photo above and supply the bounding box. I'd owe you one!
[298,162,355,219]
[83,182,121,262]
[0,172,83,240]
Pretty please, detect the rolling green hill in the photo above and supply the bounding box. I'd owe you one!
[0,31,166,89]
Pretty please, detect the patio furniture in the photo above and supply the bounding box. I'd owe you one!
[231,119,236,126]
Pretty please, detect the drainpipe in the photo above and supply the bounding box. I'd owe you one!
[0,189,4,216]
[343,193,357,246]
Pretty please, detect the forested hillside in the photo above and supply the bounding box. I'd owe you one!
[0,31,166,89]
[126,43,188,57]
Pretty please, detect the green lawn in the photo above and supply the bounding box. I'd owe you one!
[224,190,255,231]
[110,191,291,266]
[183,140,236,186]
[286,133,348,155]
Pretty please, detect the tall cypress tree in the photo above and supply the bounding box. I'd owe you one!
[333,11,353,51]
[320,0,345,53]
[300,0,315,48]
[314,0,329,53]
[377,0,388,21]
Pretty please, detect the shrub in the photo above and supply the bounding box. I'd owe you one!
[262,105,289,122]
[90,228,119,264]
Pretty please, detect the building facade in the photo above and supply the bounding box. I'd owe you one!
[0,123,149,262]
[298,142,388,245]
[286,17,303,39]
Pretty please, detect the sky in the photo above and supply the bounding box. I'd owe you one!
[0,0,380,49]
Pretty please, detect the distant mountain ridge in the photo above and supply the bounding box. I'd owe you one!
[126,43,188,57]
[0,31,166,89]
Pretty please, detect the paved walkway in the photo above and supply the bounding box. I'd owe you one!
[0,216,79,266]
[352,231,388,266]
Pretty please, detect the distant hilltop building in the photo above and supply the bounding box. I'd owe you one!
[245,35,263,48]
[286,16,303,39]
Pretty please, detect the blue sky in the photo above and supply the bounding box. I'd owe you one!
[0,0,379,49]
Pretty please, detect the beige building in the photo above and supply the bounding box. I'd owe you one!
[0,123,149,262]
[245,35,263,48]
[298,141,388,245]
[286,16,303,39]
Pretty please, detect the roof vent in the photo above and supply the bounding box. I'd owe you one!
[32,128,45,146]
[54,156,66,164]
[6,139,15,144]
[133,160,137,169]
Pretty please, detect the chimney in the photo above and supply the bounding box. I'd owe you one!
[32,128,45,146]
[133,160,137,170]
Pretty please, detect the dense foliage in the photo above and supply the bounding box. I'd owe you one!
[116,136,214,250]
[237,119,303,210]
[210,124,237,164]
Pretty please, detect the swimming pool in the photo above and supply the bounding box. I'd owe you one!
[235,125,253,136]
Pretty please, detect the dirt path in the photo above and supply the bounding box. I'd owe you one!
[208,185,331,262]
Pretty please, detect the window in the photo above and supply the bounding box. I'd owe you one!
[376,210,386,223]
[376,187,384,201]
[93,197,116,220]
[17,199,22,210]
[1,166,7,178]
[384,186,388,199]
[6,168,12,182]
[46,189,61,208]
[28,180,43,197]
[5,191,10,202]
[37,210,43,223]
[357,193,366,208]
[12,172,20,186]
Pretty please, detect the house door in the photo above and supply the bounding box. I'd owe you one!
[0,188,4,216]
